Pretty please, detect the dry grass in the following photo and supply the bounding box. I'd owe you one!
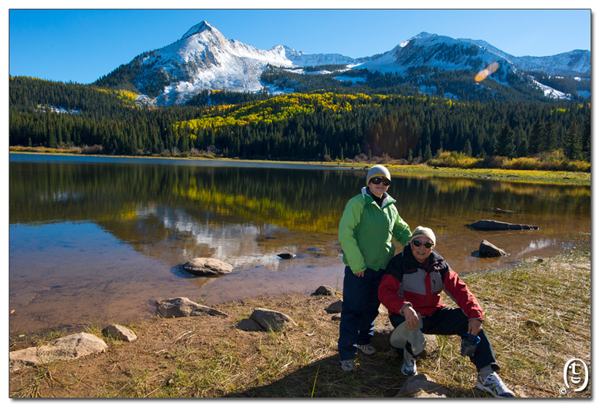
[9,238,591,398]
[437,235,591,398]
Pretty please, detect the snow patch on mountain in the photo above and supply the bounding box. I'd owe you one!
[530,78,569,100]
[36,105,80,115]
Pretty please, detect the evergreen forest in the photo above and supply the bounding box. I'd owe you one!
[9,75,591,168]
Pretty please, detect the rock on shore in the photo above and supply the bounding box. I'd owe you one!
[10,332,107,372]
[156,297,228,318]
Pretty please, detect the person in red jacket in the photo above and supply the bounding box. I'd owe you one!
[378,226,515,398]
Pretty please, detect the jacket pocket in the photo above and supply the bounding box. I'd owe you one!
[429,271,444,293]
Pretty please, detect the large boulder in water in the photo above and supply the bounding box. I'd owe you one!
[469,220,538,231]
[479,239,508,258]
[181,258,233,276]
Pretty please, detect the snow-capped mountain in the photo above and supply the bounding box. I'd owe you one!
[356,31,590,79]
[460,38,591,77]
[98,21,590,106]
[136,21,293,105]
[357,32,511,76]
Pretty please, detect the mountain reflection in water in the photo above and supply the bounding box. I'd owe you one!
[9,154,591,335]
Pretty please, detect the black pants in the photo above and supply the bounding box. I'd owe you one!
[338,267,383,361]
[389,307,499,372]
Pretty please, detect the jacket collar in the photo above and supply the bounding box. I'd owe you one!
[400,242,444,269]
[361,186,395,208]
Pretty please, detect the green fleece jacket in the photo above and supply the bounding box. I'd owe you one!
[338,187,412,274]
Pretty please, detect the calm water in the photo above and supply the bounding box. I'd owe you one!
[9,154,591,335]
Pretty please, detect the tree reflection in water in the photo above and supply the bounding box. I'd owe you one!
[9,155,591,335]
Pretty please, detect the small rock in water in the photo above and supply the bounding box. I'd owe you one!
[277,253,296,259]
[181,258,233,276]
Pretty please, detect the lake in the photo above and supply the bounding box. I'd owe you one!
[9,153,591,336]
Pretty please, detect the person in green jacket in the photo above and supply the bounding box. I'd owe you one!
[337,164,412,372]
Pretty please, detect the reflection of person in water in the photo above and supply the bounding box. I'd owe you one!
[378,226,515,398]
[337,165,412,372]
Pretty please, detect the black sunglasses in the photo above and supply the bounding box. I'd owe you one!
[370,177,391,186]
[412,240,434,248]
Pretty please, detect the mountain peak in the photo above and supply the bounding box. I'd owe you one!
[412,32,438,40]
[181,21,218,40]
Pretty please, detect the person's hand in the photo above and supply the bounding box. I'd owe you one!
[468,319,482,336]
[355,271,364,277]
[402,306,419,331]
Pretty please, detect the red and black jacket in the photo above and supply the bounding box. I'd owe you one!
[378,243,484,321]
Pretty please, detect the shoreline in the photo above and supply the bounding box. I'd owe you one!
[9,239,591,398]
[8,232,587,341]
[9,148,591,186]
[9,233,588,342]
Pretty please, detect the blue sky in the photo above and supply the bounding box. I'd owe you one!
[8,8,592,85]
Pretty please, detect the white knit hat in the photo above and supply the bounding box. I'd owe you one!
[410,226,436,246]
[366,165,391,185]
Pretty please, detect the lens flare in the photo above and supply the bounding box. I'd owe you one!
[475,62,499,82]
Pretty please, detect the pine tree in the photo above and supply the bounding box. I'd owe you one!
[462,139,472,157]
[563,122,582,160]
[517,137,529,157]
[528,119,543,155]
[582,115,591,161]
[423,144,432,162]
[494,124,516,158]
[545,121,558,152]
